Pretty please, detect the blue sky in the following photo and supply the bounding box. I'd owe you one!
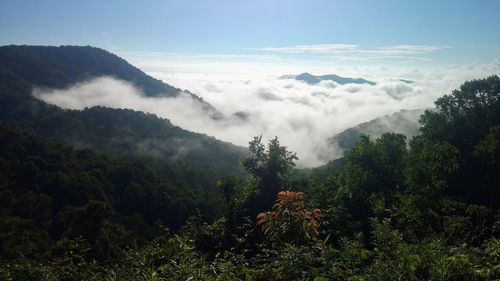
[1,0,500,70]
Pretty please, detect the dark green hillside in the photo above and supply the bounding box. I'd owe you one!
[0,45,222,117]
[0,45,179,97]
[0,46,247,175]
[0,98,247,176]
[0,125,226,257]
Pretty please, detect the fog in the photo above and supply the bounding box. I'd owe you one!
[33,61,500,167]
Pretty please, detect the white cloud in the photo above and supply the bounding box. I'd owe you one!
[255,43,450,61]
[33,61,500,168]
[115,44,449,75]
[254,44,359,53]
[378,45,450,53]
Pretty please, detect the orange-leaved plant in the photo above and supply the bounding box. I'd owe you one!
[256,191,322,245]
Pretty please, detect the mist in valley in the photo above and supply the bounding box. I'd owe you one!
[33,60,500,167]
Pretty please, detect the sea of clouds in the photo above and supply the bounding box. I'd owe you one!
[33,61,500,167]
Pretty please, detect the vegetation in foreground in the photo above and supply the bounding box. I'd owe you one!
[1,76,500,280]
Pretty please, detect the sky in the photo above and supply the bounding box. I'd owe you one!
[2,0,500,166]
[1,0,500,72]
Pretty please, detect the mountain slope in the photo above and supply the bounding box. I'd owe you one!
[329,109,425,152]
[0,45,247,175]
[0,45,223,118]
[0,45,182,96]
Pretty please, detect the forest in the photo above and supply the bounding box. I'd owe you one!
[0,46,499,280]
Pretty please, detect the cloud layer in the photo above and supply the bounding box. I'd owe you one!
[33,61,500,167]
[254,44,449,61]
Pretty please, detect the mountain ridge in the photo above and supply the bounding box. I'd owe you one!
[281,72,376,85]
[0,45,247,175]
[329,109,425,152]
[0,45,224,119]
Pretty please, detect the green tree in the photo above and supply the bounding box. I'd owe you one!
[419,75,500,207]
[338,133,407,223]
[474,125,500,219]
[420,75,500,151]
[241,136,297,214]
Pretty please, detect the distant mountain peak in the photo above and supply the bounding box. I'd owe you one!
[281,72,376,85]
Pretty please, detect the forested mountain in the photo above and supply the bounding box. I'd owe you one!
[0,45,223,118]
[0,45,179,97]
[0,45,247,176]
[0,124,227,253]
[329,109,424,152]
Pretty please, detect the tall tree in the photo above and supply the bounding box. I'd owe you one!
[241,136,297,214]
[419,75,500,206]
[420,75,500,152]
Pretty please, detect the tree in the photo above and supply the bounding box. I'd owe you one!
[338,134,407,222]
[474,125,500,216]
[241,136,298,214]
[419,75,500,207]
[405,136,460,197]
[420,75,500,152]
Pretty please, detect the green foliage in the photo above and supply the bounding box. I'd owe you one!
[181,216,230,258]
[241,136,298,214]
[420,75,500,150]
[329,133,408,229]
[0,125,227,261]
[1,52,500,280]
[406,136,460,196]
[474,125,500,210]
[419,75,500,207]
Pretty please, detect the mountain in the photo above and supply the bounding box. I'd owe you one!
[0,45,247,175]
[0,45,223,119]
[329,109,425,152]
[282,72,376,85]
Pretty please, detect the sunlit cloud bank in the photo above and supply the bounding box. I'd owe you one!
[34,60,500,167]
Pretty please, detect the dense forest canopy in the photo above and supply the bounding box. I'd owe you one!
[0,45,499,280]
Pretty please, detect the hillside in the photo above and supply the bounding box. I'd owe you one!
[0,125,228,249]
[329,109,424,152]
[0,45,247,175]
[1,75,499,280]
[0,45,223,118]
